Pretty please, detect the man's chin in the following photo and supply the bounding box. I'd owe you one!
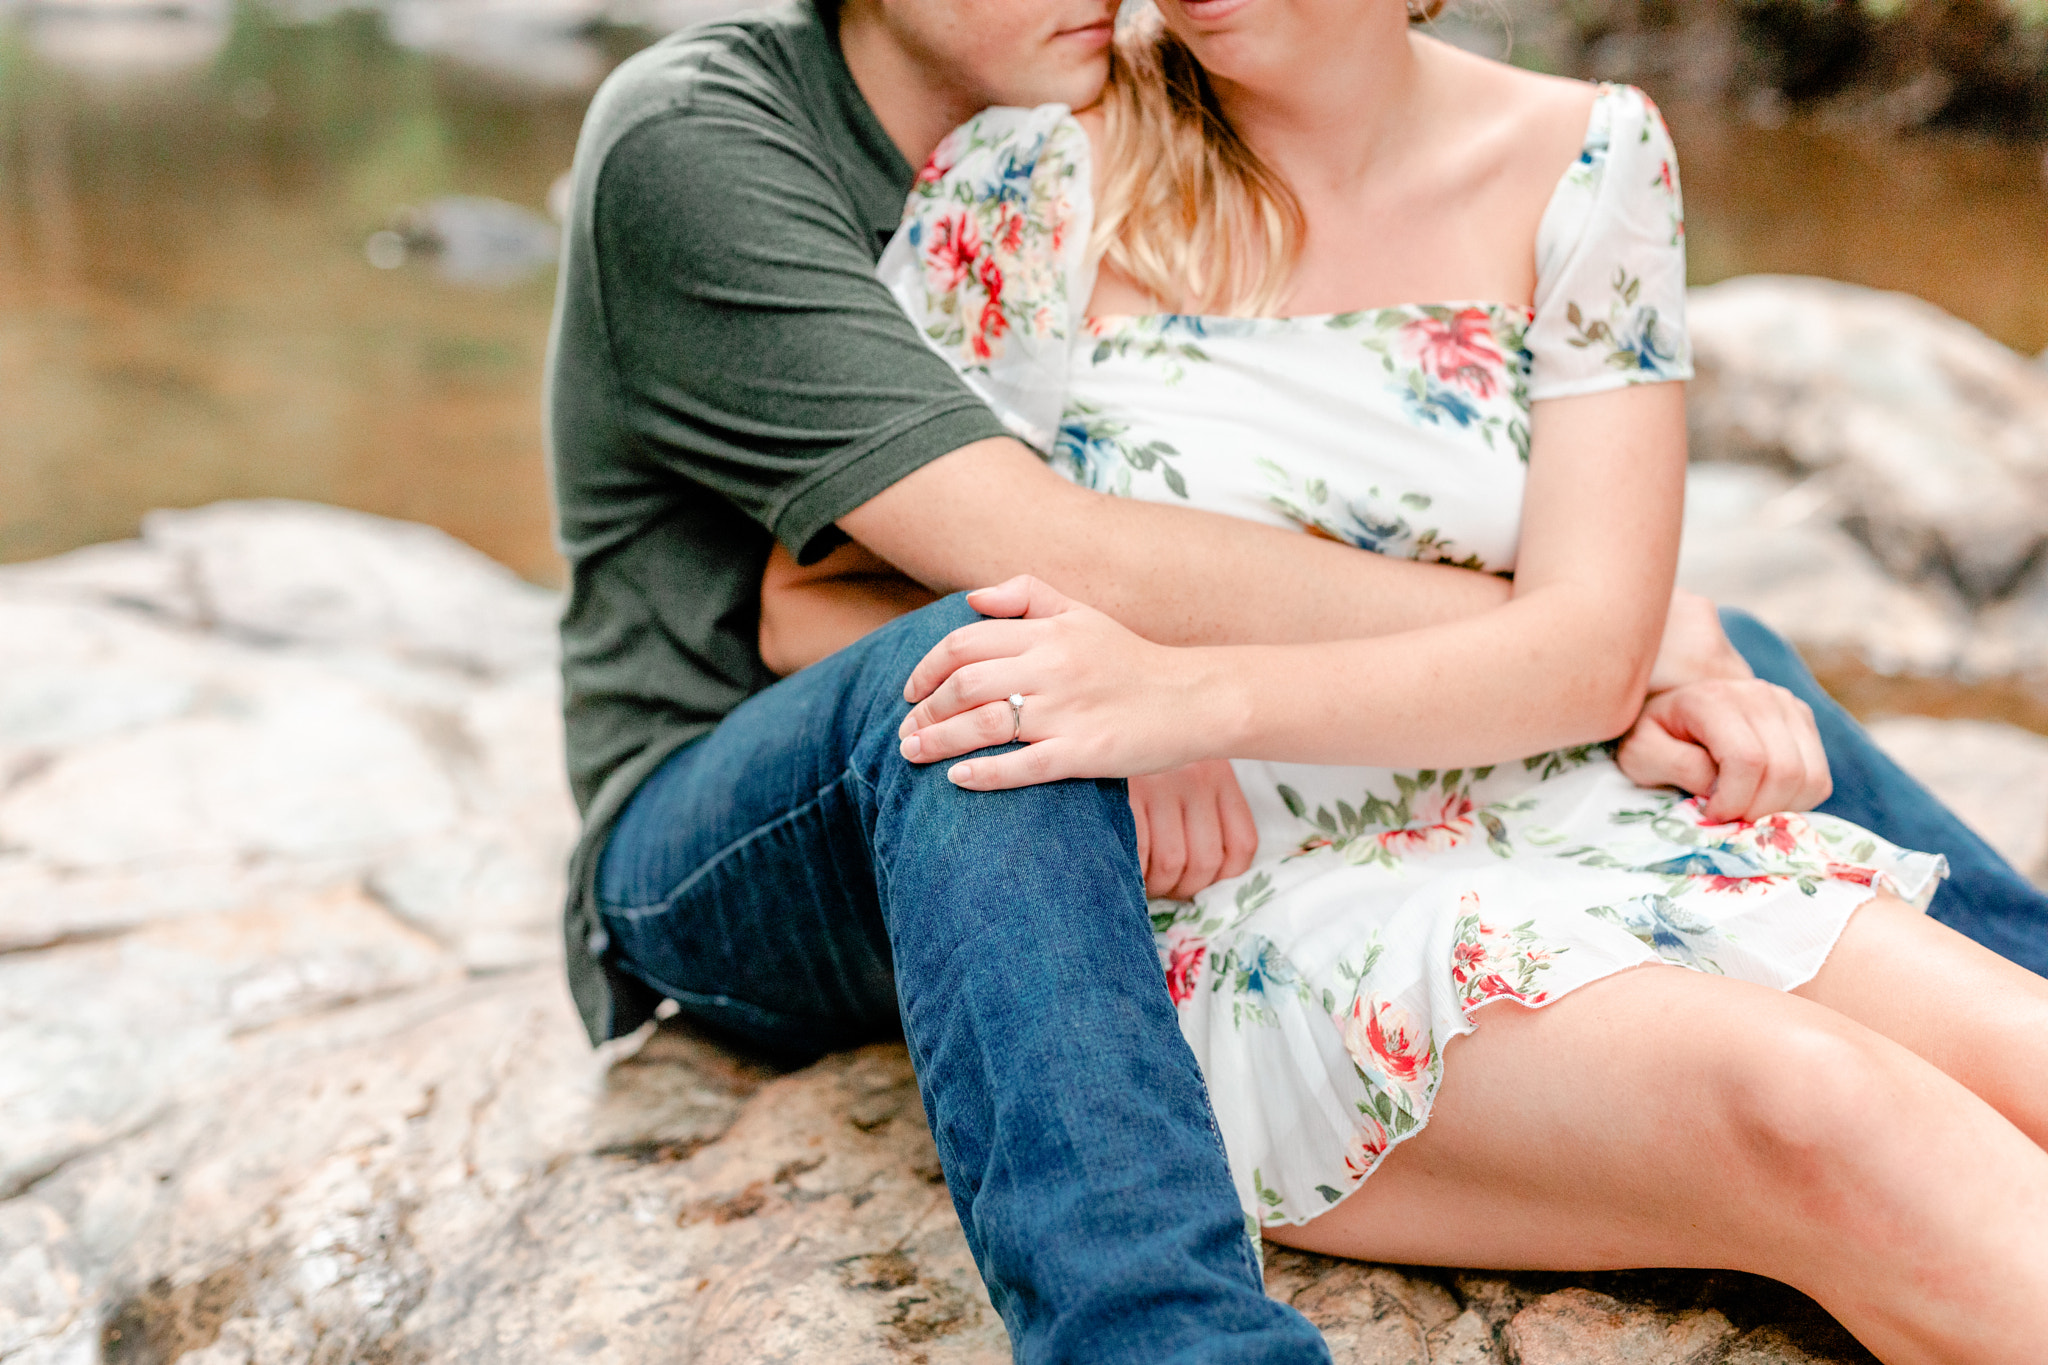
[995,58,1111,114]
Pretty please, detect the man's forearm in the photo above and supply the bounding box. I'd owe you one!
[839,437,1510,648]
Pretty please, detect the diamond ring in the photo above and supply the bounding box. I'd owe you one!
[1007,693,1025,743]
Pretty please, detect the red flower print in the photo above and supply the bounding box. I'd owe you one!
[1452,938,1487,984]
[917,132,962,185]
[1343,996,1434,1087]
[1377,792,1476,858]
[1825,862,1878,887]
[1165,938,1207,1006]
[1655,159,1675,195]
[1752,813,1800,854]
[995,204,1026,255]
[925,211,981,292]
[1345,1118,1390,1179]
[1474,973,1548,1005]
[1403,308,1505,399]
[968,257,1009,360]
[1700,874,1772,894]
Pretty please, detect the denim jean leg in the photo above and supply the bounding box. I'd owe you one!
[1722,607,2048,976]
[597,595,1329,1364]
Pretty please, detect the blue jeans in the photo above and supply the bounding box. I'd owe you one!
[1722,608,2048,976]
[595,595,1331,1365]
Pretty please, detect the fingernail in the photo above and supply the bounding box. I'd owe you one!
[900,734,922,761]
[948,763,971,785]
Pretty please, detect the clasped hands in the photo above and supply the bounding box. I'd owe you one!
[898,576,1832,900]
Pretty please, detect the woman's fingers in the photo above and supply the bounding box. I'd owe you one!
[962,573,1076,622]
[900,696,1026,764]
[945,739,1077,791]
[901,618,1040,709]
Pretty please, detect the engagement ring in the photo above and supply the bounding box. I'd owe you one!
[1007,693,1025,743]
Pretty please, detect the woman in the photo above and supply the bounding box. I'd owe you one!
[772,1,2048,1358]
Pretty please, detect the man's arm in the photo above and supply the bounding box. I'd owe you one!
[839,437,1511,648]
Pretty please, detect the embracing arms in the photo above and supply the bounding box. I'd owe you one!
[892,382,1828,821]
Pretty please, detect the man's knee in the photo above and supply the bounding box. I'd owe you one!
[1719,608,1813,693]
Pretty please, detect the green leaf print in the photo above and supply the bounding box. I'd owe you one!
[1522,744,1605,781]
[1234,872,1275,917]
[1277,784,1307,818]
[1055,401,1191,501]
[1317,1185,1344,1204]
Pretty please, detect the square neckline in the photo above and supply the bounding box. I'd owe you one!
[1082,83,1620,332]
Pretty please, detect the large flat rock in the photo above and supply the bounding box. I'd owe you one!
[1681,277,2048,693]
[1,500,2025,1363]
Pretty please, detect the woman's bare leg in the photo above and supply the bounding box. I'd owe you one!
[1793,893,2048,1146]
[1263,939,2048,1365]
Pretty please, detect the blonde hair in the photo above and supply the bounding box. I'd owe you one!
[1092,1,1446,317]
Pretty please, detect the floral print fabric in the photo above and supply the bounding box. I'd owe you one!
[877,85,1944,1230]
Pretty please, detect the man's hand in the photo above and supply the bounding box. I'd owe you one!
[1622,590,1833,819]
[1649,589,1753,692]
[1618,679,1833,822]
[1129,760,1258,901]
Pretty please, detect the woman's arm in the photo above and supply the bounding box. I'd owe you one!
[895,381,1687,777]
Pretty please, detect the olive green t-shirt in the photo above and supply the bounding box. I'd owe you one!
[545,0,1008,1043]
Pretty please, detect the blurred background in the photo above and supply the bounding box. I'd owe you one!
[3,0,2046,590]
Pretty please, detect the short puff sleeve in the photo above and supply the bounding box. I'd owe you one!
[1525,85,1693,400]
[876,104,1096,453]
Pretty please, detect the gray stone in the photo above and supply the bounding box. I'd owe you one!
[1505,1288,1734,1364]
[1688,276,2048,608]
[1866,717,2048,882]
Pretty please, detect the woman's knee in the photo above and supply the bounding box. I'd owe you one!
[1711,1018,1916,1204]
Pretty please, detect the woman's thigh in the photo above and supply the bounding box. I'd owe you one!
[1793,893,2048,1145]
[1264,956,2048,1322]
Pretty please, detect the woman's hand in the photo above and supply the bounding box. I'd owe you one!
[897,575,1224,789]
[1130,760,1259,900]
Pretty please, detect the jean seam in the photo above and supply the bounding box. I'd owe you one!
[602,955,839,1037]
[600,770,861,919]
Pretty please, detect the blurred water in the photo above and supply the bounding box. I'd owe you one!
[2,1,2045,586]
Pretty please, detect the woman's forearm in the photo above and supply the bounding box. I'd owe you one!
[1195,584,1661,769]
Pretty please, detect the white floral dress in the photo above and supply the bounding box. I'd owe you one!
[875,87,1946,1232]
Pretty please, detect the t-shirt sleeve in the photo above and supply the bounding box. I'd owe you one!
[1525,85,1693,401]
[875,104,1095,454]
[592,99,1011,563]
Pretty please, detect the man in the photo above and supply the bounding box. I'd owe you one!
[544,2,2047,1358]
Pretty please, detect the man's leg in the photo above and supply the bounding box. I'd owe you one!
[1722,607,2048,977]
[595,595,1329,1365]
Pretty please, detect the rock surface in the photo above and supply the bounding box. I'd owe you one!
[1688,275,2048,607]
[1680,277,2048,693]
[0,498,2036,1364]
